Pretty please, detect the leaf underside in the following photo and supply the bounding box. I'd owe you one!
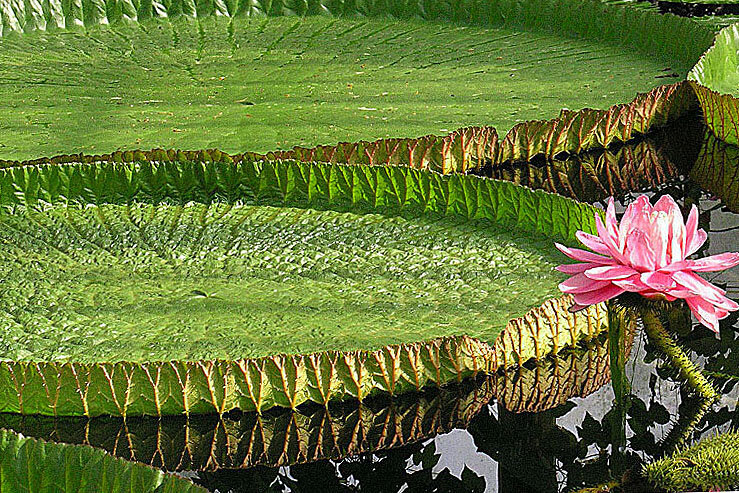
[0,378,494,471]
[689,24,739,146]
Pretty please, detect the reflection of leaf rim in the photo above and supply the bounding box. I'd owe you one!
[0,374,496,471]
[0,158,609,417]
[690,113,739,214]
[0,328,630,472]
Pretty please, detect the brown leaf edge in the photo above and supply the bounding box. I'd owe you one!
[495,309,637,414]
[0,322,628,471]
[0,296,607,417]
[486,135,683,203]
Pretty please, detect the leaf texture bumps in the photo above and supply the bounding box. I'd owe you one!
[0,159,610,416]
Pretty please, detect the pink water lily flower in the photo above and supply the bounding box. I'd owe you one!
[556,195,739,333]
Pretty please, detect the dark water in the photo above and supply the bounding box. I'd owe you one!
[2,117,737,492]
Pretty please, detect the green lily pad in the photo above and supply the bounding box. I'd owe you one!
[0,0,712,160]
[2,0,713,418]
[0,429,204,492]
[689,24,739,146]
[0,158,609,416]
[0,201,563,363]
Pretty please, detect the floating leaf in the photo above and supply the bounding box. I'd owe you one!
[0,0,713,162]
[0,429,205,492]
[0,333,628,470]
[689,24,739,146]
[0,158,614,416]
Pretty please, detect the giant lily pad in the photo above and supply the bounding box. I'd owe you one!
[0,0,714,161]
[689,24,739,146]
[0,329,628,471]
[0,157,611,416]
[0,0,728,420]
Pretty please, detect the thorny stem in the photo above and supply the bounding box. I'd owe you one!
[640,306,719,450]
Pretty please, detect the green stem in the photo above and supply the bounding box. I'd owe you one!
[640,306,719,449]
[660,396,715,454]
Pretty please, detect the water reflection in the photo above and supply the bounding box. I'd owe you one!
[474,115,705,204]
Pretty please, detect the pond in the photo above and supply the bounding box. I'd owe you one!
[2,116,736,492]
[1,1,739,491]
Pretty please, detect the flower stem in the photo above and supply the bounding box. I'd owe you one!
[640,306,719,449]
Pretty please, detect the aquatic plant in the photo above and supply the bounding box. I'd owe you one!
[556,194,739,332]
[0,429,205,492]
[644,431,739,492]
[557,194,738,453]
[0,158,612,417]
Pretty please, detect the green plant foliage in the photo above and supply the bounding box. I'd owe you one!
[0,429,205,492]
[689,24,739,146]
[0,376,494,471]
[494,329,634,413]
[643,431,739,492]
[0,332,624,471]
[0,202,563,363]
[0,0,713,161]
[0,159,610,416]
[693,15,739,31]
[487,133,687,202]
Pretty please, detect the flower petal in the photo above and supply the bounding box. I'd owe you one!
[573,284,625,306]
[568,303,590,313]
[595,212,628,264]
[684,205,707,256]
[556,263,593,275]
[618,196,651,251]
[584,264,637,281]
[640,271,677,292]
[576,231,612,255]
[605,197,619,239]
[612,274,649,293]
[625,229,657,271]
[555,243,615,264]
[685,296,721,334]
[653,194,681,215]
[559,273,612,294]
[673,271,729,306]
[686,253,739,272]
